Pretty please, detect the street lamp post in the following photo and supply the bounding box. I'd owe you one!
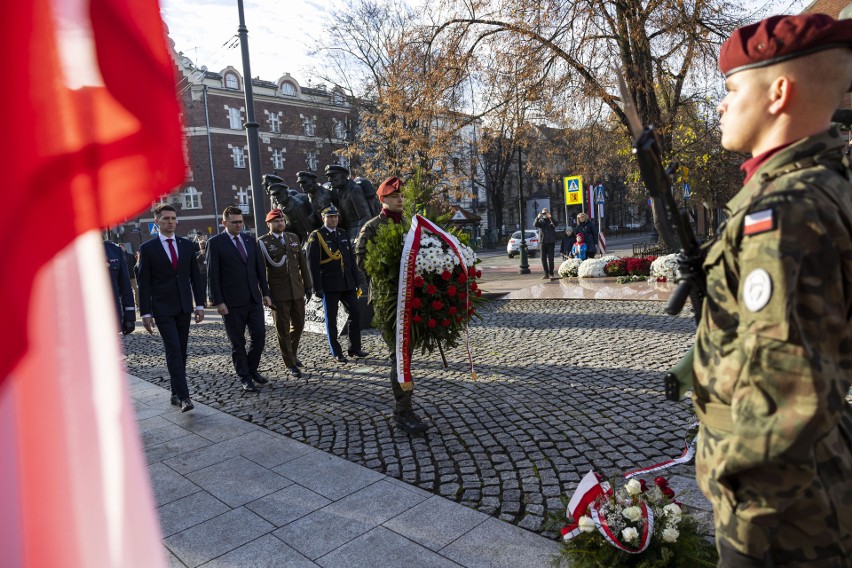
[517,146,530,274]
[236,0,266,235]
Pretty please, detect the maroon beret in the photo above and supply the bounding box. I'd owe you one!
[377,176,403,198]
[265,209,284,222]
[719,14,852,79]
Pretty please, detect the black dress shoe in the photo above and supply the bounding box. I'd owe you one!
[395,410,430,434]
[180,399,194,413]
[241,380,258,392]
[335,354,348,363]
[347,349,369,358]
[170,394,179,406]
[295,358,304,367]
[252,373,269,385]
[288,365,303,378]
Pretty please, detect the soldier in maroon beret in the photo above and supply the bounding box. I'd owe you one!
[692,13,852,566]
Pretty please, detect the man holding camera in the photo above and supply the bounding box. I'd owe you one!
[534,208,558,278]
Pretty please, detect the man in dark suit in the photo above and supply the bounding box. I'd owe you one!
[137,205,206,412]
[207,206,272,392]
[306,205,367,362]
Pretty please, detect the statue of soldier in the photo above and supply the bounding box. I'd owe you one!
[262,173,314,243]
[324,164,372,240]
[296,170,333,230]
[353,177,381,217]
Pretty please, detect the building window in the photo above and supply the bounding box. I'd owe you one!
[228,107,242,130]
[306,151,318,172]
[232,146,246,168]
[235,186,250,215]
[280,82,296,97]
[225,73,239,90]
[269,112,280,133]
[272,148,285,170]
[333,119,347,140]
[337,155,350,169]
[300,114,316,137]
[183,186,202,209]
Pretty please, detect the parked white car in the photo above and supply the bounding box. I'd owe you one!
[506,230,539,258]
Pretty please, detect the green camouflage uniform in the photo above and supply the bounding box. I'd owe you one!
[693,129,852,566]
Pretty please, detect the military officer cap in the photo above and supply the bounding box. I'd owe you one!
[321,205,340,217]
[296,171,317,181]
[265,208,288,223]
[719,14,852,83]
[324,164,350,176]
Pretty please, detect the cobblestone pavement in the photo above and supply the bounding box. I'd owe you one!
[125,299,702,538]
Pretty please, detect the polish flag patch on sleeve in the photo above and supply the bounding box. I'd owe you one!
[743,209,775,235]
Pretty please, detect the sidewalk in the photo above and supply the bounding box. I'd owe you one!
[133,374,561,567]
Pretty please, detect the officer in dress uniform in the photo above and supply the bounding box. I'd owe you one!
[306,206,368,362]
[693,14,852,565]
[258,209,313,379]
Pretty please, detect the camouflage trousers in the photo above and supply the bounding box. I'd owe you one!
[696,410,852,567]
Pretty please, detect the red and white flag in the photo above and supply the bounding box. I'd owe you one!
[1,0,185,565]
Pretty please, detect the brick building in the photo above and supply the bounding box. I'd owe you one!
[114,44,358,250]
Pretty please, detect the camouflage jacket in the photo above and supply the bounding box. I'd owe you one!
[693,129,852,561]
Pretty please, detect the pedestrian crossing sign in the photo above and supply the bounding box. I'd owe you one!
[563,175,583,206]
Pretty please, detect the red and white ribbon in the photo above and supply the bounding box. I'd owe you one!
[623,424,698,480]
[395,215,475,387]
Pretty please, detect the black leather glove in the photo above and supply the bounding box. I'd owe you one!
[122,312,136,335]
[305,287,313,301]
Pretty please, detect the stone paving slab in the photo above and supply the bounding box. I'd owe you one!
[133,373,561,567]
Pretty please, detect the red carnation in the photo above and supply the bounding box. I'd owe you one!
[470,282,478,291]
[468,306,475,315]
[654,476,668,488]
[413,315,422,323]
[448,306,458,315]
[476,269,482,278]
[427,318,437,328]
[639,479,648,493]
[662,486,676,499]
[468,266,476,277]
[447,285,457,297]
[459,291,467,300]
[411,297,422,309]
[455,317,463,324]
[458,272,468,284]
[441,270,451,281]
[475,289,482,297]
[426,284,437,295]
[441,319,451,327]
[413,275,424,288]
[431,300,443,311]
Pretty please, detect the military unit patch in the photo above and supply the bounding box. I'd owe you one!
[743,268,772,312]
[743,209,775,235]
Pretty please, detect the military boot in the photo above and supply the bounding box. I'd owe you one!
[393,406,430,434]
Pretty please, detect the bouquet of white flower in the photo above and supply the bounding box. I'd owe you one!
[554,472,717,567]
[577,258,608,278]
[558,258,583,277]
[651,254,680,281]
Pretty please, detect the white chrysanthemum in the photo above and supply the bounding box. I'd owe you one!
[577,258,608,278]
[558,258,583,277]
[600,254,621,262]
[651,253,679,280]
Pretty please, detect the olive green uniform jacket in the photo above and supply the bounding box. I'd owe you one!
[693,129,852,564]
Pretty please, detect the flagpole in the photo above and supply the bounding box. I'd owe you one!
[236,0,266,235]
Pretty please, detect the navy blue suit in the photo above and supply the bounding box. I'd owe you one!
[137,235,206,401]
[105,241,135,329]
[207,231,270,381]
